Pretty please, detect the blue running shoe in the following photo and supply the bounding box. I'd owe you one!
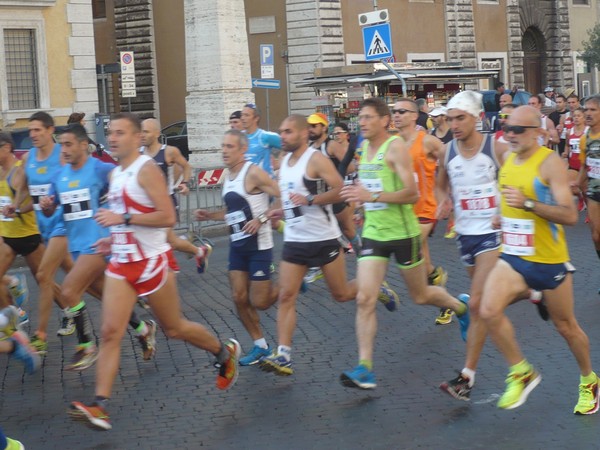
[259,352,293,376]
[17,308,28,326]
[378,281,399,312]
[300,281,308,294]
[340,365,377,389]
[0,306,20,340]
[8,274,28,308]
[239,345,271,366]
[10,331,41,374]
[457,293,470,342]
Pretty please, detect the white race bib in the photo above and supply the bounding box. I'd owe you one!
[59,188,92,221]
[281,191,304,227]
[225,210,250,242]
[458,182,498,218]
[111,227,138,259]
[29,183,52,210]
[502,217,535,256]
[0,196,13,222]
[569,138,580,154]
[362,178,388,211]
[587,157,600,179]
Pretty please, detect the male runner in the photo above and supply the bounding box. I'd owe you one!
[0,305,40,374]
[339,97,469,389]
[229,111,242,130]
[195,130,279,365]
[429,107,452,144]
[68,113,240,431]
[240,103,281,176]
[259,114,398,377]
[481,105,598,414]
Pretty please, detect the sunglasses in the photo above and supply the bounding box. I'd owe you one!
[391,108,417,115]
[333,131,347,135]
[498,113,510,119]
[244,103,257,109]
[503,125,538,134]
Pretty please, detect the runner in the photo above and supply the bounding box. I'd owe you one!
[339,97,469,389]
[563,107,586,211]
[259,114,398,377]
[241,103,281,177]
[195,130,279,366]
[0,305,40,375]
[481,105,598,414]
[68,113,240,431]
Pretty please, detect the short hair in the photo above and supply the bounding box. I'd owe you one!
[584,95,600,108]
[573,107,585,115]
[334,122,349,132]
[568,94,580,101]
[244,103,261,118]
[415,98,427,109]
[29,111,54,128]
[360,97,390,118]
[0,131,15,153]
[494,81,505,89]
[284,114,308,130]
[67,112,85,124]
[555,94,567,102]
[501,103,517,110]
[224,129,248,148]
[529,94,542,105]
[395,97,419,112]
[111,112,142,132]
[60,123,89,143]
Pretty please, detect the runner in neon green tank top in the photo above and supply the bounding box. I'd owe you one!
[338,97,471,390]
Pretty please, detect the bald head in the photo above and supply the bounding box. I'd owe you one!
[511,105,542,128]
[141,118,162,147]
[499,94,513,108]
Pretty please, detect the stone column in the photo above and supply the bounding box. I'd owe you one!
[445,0,477,69]
[506,0,524,88]
[184,0,254,168]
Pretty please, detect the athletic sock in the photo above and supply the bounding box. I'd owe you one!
[359,359,373,371]
[455,302,468,316]
[596,250,600,261]
[277,345,291,361]
[529,290,543,303]
[216,343,229,365]
[276,220,285,234]
[128,311,142,331]
[69,301,94,345]
[135,320,148,337]
[509,359,532,375]
[254,338,268,349]
[461,368,476,387]
[581,371,597,384]
[94,396,109,409]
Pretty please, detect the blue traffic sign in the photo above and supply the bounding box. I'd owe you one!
[260,44,274,65]
[362,23,393,61]
[252,78,280,89]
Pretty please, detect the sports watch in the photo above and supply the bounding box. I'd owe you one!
[306,194,315,206]
[123,213,132,226]
[523,199,536,212]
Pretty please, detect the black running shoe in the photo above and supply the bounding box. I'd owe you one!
[440,372,472,401]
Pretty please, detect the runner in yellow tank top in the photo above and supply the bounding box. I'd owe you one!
[480,105,599,414]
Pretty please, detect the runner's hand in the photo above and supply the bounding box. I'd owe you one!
[95,208,126,227]
[92,237,112,256]
[501,186,527,209]
[194,209,210,221]
[242,218,260,235]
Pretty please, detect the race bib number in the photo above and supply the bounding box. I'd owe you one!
[0,196,13,222]
[362,178,388,211]
[29,183,51,210]
[281,187,304,227]
[225,210,250,242]
[587,157,600,179]
[502,218,535,256]
[60,188,92,221]
[569,138,580,154]
[111,228,139,258]
[458,182,498,218]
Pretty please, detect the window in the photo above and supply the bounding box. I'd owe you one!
[573,0,590,4]
[92,0,107,19]
[4,29,39,110]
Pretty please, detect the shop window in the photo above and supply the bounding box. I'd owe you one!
[93,0,107,19]
[4,29,39,110]
[572,0,589,4]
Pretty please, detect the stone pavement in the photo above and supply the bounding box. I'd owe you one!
[2,216,600,449]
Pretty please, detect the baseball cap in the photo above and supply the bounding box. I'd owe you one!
[229,111,241,120]
[544,86,554,93]
[429,107,447,117]
[307,113,329,127]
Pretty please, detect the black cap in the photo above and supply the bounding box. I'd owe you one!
[229,111,241,120]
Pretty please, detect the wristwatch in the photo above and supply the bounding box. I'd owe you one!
[371,192,381,202]
[523,199,536,212]
[257,213,268,224]
[123,212,132,226]
[306,194,315,206]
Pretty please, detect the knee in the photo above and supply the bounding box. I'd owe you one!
[278,288,297,306]
[356,291,375,310]
[162,320,185,340]
[35,268,53,286]
[232,290,249,308]
[100,322,123,344]
[331,289,350,303]
[553,319,580,340]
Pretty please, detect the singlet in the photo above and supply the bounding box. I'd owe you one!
[142,144,175,194]
[410,131,437,220]
[279,148,340,243]
[55,157,113,253]
[222,161,273,251]
[499,147,569,264]
[25,143,65,240]
[495,131,508,144]
[314,138,341,169]
[579,130,600,198]
[245,128,281,176]
[567,127,585,171]
[107,155,171,263]
[431,128,453,144]
[445,134,500,236]
[358,136,420,241]
[537,115,548,146]
[0,160,38,238]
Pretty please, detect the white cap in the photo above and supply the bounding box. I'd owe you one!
[544,86,554,93]
[429,107,448,117]
[447,91,483,118]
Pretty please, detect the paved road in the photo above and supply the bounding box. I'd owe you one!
[2,216,600,449]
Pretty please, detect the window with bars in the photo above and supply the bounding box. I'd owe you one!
[92,0,107,19]
[5,29,39,110]
[573,0,590,4]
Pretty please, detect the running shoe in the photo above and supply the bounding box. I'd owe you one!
[270,263,276,274]
[574,374,600,415]
[8,274,28,308]
[239,344,271,366]
[456,294,470,342]
[29,334,48,354]
[529,292,549,322]
[10,331,41,374]
[196,243,213,274]
[444,225,457,239]
[259,352,293,376]
[137,320,157,360]
[497,367,542,410]
[215,338,241,390]
[427,266,448,287]
[0,305,20,340]
[66,344,98,371]
[303,267,323,284]
[340,365,377,389]
[5,438,24,450]
[378,281,399,312]
[435,308,454,325]
[57,314,75,336]
[439,372,471,401]
[299,280,309,294]
[68,401,112,431]
[17,308,28,326]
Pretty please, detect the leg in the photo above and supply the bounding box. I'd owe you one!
[401,262,464,311]
[0,244,17,308]
[167,228,199,257]
[587,199,600,252]
[321,251,357,302]
[61,254,106,309]
[230,271,261,340]
[419,222,435,275]
[335,205,356,241]
[274,261,306,347]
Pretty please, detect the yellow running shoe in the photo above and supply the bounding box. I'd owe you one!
[435,308,454,325]
[574,374,600,415]
[497,367,541,410]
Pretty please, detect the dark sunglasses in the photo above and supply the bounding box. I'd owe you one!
[498,113,510,119]
[503,125,538,134]
[391,108,416,115]
[332,131,347,135]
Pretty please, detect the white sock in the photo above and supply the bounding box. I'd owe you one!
[254,338,268,349]
[462,367,476,387]
[196,247,204,257]
[277,345,291,361]
[8,276,19,288]
[529,290,542,302]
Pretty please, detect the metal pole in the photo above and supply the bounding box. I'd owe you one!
[381,60,407,97]
[100,65,108,114]
[128,98,131,112]
[266,89,270,130]
[373,0,378,10]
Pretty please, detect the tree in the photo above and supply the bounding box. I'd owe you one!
[582,23,600,70]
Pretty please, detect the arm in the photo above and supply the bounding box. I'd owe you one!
[3,163,33,216]
[166,145,192,195]
[337,139,358,177]
[493,140,511,165]
[434,144,452,218]
[423,134,443,161]
[290,152,344,206]
[194,208,226,222]
[247,164,280,198]
[10,153,30,212]
[546,117,559,146]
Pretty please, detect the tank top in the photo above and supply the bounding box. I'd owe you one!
[0,160,38,238]
[279,148,340,243]
[499,147,569,263]
[567,127,585,171]
[581,130,600,198]
[538,115,548,146]
[410,131,437,220]
[222,161,273,251]
[359,136,420,241]
[143,145,174,194]
[314,138,341,169]
[445,134,500,236]
[107,155,170,262]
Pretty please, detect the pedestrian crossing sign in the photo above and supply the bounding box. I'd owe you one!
[362,23,393,61]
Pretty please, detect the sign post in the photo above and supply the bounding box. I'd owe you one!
[120,51,136,110]
[259,44,275,130]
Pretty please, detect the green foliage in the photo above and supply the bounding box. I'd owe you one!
[582,23,600,69]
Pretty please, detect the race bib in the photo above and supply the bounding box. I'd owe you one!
[281,187,304,227]
[111,228,138,258]
[29,183,52,210]
[587,157,600,179]
[362,178,388,211]
[569,138,580,154]
[0,196,13,222]
[458,182,498,218]
[60,188,92,221]
[225,210,250,242]
[502,217,535,256]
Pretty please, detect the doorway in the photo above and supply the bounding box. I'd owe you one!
[522,27,545,94]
